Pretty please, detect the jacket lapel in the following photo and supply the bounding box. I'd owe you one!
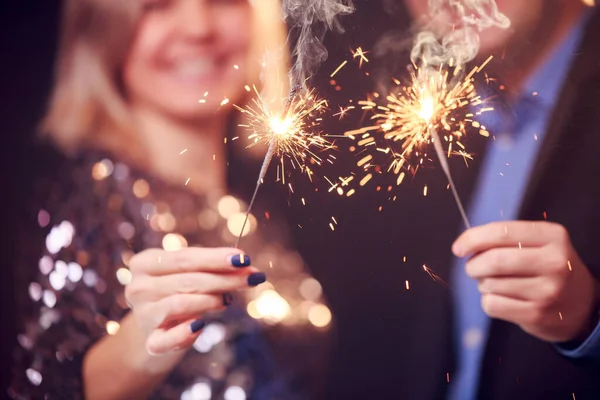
[518,9,600,219]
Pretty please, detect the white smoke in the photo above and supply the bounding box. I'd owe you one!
[282,0,355,85]
[411,0,511,68]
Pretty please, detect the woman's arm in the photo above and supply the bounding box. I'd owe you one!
[82,313,186,400]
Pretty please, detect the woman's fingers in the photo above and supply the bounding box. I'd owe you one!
[146,318,206,355]
[129,270,266,302]
[137,294,225,329]
[129,247,252,276]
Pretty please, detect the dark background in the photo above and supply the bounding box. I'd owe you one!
[1,1,61,397]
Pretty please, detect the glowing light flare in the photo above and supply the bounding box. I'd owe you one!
[269,115,294,136]
[308,304,332,327]
[106,321,120,335]
[417,95,435,123]
[248,289,291,323]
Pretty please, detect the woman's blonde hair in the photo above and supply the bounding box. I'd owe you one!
[42,0,140,156]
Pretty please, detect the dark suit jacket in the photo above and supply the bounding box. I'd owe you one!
[285,7,600,400]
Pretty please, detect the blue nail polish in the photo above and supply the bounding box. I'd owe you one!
[231,254,251,267]
[190,319,206,333]
[247,272,266,287]
[222,293,234,306]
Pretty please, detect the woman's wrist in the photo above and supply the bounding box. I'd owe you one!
[121,315,188,376]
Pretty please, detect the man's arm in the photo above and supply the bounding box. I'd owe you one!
[555,280,600,360]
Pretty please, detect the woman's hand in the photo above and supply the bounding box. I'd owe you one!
[125,247,265,355]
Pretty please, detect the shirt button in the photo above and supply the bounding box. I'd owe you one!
[463,328,483,349]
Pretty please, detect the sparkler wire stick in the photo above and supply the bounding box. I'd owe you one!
[430,128,471,229]
[235,86,301,248]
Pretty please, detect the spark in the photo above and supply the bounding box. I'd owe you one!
[333,105,355,120]
[351,47,370,68]
[180,148,188,155]
[330,60,348,77]
[452,150,473,166]
[423,264,447,287]
[220,98,230,107]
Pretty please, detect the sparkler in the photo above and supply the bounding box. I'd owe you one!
[234,85,334,246]
[346,58,494,228]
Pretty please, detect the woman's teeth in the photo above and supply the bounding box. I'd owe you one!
[174,59,217,77]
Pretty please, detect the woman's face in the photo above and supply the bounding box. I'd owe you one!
[123,0,252,120]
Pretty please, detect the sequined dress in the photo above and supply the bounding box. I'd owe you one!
[10,148,332,400]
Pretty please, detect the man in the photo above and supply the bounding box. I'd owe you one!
[405,1,600,399]
[416,1,599,398]
[294,1,600,399]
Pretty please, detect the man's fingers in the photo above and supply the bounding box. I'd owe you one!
[129,247,252,276]
[477,276,553,301]
[481,293,533,323]
[465,248,542,278]
[453,221,569,257]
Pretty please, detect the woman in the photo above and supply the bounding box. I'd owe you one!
[9,0,332,398]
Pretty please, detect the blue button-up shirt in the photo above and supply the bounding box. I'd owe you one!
[448,13,592,400]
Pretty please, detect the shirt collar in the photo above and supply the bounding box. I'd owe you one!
[521,10,592,111]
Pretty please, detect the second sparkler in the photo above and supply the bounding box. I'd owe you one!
[346,58,495,226]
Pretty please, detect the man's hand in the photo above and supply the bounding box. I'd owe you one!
[453,221,600,343]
